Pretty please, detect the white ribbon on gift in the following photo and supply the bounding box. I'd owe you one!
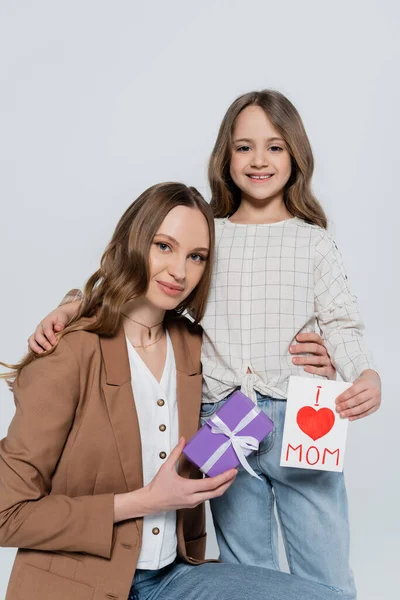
[200,406,262,480]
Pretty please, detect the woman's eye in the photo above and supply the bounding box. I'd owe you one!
[190,253,205,262]
[237,145,251,152]
[156,242,171,252]
[270,145,283,152]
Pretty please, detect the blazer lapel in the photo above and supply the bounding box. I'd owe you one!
[100,327,144,493]
[99,319,202,489]
[168,319,204,556]
[168,320,203,478]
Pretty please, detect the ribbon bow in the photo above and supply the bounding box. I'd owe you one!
[201,407,262,479]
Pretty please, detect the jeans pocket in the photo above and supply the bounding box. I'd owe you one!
[128,587,139,600]
[200,402,219,418]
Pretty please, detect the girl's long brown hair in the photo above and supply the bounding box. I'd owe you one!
[208,90,327,228]
[1,182,215,388]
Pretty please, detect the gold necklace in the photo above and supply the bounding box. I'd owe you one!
[122,313,164,339]
[130,331,165,349]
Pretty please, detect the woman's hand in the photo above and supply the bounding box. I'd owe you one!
[28,300,81,353]
[335,369,381,421]
[147,438,237,511]
[113,438,237,523]
[289,333,336,380]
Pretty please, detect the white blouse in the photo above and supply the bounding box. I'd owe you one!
[201,217,376,404]
[126,331,178,570]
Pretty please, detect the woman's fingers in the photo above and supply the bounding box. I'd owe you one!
[196,472,237,503]
[151,446,237,511]
[166,437,186,469]
[179,468,238,498]
[179,468,238,503]
[194,469,238,493]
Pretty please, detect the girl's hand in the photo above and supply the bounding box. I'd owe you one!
[114,438,237,522]
[289,333,336,380]
[28,301,80,354]
[335,369,381,421]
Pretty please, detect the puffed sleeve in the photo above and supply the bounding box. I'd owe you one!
[59,288,83,306]
[0,336,115,558]
[314,233,376,381]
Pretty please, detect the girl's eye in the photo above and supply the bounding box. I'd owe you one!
[237,145,251,152]
[270,145,283,152]
[156,242,171,252]
[190,253,206,263]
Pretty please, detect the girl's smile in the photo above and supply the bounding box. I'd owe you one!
[246,173,275,182]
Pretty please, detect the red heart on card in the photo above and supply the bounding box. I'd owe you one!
[296,407,335,441]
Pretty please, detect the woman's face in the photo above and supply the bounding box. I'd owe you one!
[146,205,210,311]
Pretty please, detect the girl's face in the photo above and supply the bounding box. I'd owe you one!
[146,205,210,311]
[230,106,292,205]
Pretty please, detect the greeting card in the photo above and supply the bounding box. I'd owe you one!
[280,376,351,472]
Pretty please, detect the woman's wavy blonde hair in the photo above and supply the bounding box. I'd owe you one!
[1,182,215,389]
[208,90,327,228]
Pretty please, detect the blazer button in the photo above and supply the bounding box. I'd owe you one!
[152,527,160,535]
[159,451,167,459]
[157,399,165,407]
[159,424,166,432]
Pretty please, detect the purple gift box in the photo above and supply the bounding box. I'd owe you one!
[183,390,274,477]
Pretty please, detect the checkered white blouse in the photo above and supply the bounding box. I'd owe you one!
[201,217,375,404]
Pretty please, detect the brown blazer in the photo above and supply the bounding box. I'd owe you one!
[0,317,207,600]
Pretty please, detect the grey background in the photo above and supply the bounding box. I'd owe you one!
[0,1,399,598]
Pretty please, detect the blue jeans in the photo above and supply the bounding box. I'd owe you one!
[128,558,340,599]
[200,393,357,599]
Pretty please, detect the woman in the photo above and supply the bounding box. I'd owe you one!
[0,182,338,600]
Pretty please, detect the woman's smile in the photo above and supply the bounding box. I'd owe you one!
[156,280,185,297]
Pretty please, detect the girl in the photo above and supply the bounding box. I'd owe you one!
[0,182,338,600]
[200,90,381,599]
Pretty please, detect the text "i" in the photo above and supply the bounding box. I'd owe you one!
[314,386,322,407]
